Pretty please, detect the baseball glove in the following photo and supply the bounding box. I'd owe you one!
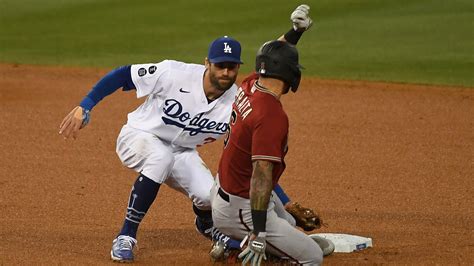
[285,202,324,231]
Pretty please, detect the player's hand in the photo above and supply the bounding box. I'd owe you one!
[291,4,313,32]
[59,106,90,139]
[238,232,267,266]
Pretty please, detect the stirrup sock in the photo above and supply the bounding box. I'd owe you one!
[193,205,213,236]
[211,227,241,250]
[119,174,160,238]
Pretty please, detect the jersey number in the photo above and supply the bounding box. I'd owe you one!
[223,109,237,148]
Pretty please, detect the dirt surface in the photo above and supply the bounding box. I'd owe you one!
[0,63,473,265]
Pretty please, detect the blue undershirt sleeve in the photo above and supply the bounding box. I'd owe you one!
[274,184,291,205]
[79,65,135,111]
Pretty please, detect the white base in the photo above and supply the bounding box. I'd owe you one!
[309,233,373,253]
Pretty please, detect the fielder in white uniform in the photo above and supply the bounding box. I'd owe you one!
[120,60,235,184]
[59,36,244,262]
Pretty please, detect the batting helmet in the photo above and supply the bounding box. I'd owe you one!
[255,40,302,92]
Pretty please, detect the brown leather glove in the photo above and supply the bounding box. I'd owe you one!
[285,202,323,231]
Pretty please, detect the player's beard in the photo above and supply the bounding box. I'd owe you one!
[209,71,236,92]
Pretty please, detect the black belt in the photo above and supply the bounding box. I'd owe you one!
[218,187,230,202]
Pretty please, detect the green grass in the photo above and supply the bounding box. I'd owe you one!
[0,0,473,86]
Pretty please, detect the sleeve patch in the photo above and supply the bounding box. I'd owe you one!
[138,67,147,77]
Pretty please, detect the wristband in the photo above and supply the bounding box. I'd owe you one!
[251,209,267,235]
[80,108,91,129]
[284,28,303,45]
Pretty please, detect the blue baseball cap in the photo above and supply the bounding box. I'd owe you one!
[208,36,243,64]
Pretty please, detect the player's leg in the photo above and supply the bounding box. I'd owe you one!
[166,149,213,234]
[211,185,323,265]
[111,173,159,262]
[111,125,175,262]
[263,209,323,265]
[167,150,241,256]
[166,149,213,207]
[210,182,248,240]
[237,204,323,265]
[273,191,333,257]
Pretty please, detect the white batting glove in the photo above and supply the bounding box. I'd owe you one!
[238,232,267,266]
[291,4,313,31]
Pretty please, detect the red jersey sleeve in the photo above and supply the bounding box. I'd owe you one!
[251,106,288,163]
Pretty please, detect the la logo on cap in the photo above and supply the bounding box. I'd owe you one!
[223,42,232,53]
[207,35,243,64]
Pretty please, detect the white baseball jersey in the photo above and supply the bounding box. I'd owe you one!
[128,60,236,148]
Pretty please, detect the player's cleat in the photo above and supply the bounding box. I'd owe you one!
[310,235,335,256]
[209,228,242,261]
[209,239,227,261]
[110,235,138,262]
[209,240,242,262]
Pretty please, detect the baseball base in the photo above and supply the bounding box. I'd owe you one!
[309,233,373,253]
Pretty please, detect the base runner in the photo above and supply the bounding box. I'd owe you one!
[211,5,332,265]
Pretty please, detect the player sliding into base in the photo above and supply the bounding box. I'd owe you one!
[59,4,325,263]
[211,4,334,266]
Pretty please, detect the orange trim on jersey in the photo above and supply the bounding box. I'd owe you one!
[251,155,282,162]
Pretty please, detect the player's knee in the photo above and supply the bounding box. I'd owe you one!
[145,152,175,182]
[306,253,323,266]
[283,211,297,227]
[193,196,211,210]
[191,187,211,209]
[299,241,323,265]
[161,154,175,170]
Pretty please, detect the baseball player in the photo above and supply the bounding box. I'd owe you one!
[58,5,318,262]
[211,5,333,266]
[59,35,243,262]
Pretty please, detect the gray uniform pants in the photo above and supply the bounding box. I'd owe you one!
[210,180,323,265]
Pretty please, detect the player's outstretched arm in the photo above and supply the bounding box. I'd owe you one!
[278,4,313,44]
[58,65,135,140]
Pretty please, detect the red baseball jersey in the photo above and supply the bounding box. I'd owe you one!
[218,73,289,198]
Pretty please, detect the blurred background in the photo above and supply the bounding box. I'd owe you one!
[0,0,473,86]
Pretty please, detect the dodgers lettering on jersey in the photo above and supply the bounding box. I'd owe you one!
[127,60,236,148]
[161,99,229,136]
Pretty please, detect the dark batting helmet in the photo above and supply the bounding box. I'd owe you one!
[255,40,302,92]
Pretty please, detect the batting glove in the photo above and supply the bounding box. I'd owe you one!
[238,232,267,266]
[291,4,313,31]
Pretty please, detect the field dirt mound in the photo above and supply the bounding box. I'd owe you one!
[0,63,472,265]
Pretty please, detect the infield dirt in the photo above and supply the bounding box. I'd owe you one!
[0,63,472,265]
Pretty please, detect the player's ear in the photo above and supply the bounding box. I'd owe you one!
[204,57,210,69]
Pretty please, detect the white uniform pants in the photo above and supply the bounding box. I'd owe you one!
[210,180,323,265]
[116,125,214,209]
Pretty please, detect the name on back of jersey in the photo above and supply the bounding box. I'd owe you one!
[234,87,253,120]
